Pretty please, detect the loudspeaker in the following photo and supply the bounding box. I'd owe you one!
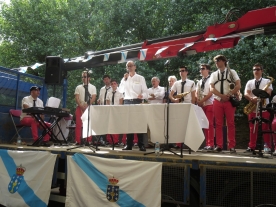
[45,56,63,85]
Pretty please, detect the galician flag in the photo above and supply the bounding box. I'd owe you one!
[66,154,162,207]
[0,150,57,207]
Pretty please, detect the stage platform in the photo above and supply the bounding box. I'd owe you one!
[1,143,276,207]
[0,143,275,166]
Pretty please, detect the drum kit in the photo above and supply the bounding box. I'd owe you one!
[250,89,275,157]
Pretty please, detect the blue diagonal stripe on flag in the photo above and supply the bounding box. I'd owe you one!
[0,150,46,207]
[73,153,145,207]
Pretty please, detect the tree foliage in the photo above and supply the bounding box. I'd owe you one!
[0,0,276,113]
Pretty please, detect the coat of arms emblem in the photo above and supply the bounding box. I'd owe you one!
[8,164,26,194]
[106,176,119,202]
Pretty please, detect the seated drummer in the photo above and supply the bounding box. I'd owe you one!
[244,63,272,153]
[20,86,51,142]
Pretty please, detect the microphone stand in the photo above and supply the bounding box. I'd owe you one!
[144,60,182,158]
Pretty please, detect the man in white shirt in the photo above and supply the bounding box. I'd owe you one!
[210,55,241,153]
[106,79,124,105]
[244,63,272,153]
[169,66,196,104]
[106,79,124,145]
[20,86,51,142]
[119,61,148,151]
[97,75,112,105]
[74,71,97,145]
[148,77,165,104]
[196,64,214,151]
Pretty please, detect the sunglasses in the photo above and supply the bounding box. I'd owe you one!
[126,65,134,68]
[179,70,187,72]
[253,68,262,71]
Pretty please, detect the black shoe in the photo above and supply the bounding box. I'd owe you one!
[245,147,254,152]
[139,146,146,151]
[213,146,222,153]
[122,146,132,150]
[229,148,236,154]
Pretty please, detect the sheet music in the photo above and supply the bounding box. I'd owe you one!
[46,97,61,108]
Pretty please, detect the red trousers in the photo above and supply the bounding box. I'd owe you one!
[20,117,51,141]
[213,100,236,149]
[248,111,271,149]
[271,117,276,150]
[106,134,138,144]
[203,105,214,147]
[75,106,91,144]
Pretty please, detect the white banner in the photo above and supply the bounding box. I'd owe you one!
[66,154,162,207]
[0,150,57,207]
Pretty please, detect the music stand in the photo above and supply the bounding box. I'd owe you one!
[249,89,270,157]
[67,69,99,152]
[144,60,183,158]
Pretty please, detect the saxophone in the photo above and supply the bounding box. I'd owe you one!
[174,83,194,99]
[243,76,274,115]
[196,80,205,107]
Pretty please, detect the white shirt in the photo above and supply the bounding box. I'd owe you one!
[74,83,97,105]
[106,90,124,105]
[98,86,112,105]
[119,73,148,99]
[209,68,240,101]
[171,79,196,103]
[244,78,273,105]
[20,95,44,120]
[196,76,214,106]
[147,86,165,104]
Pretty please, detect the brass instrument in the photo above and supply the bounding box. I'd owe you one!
[243,76,274,115]
[196,79,205,107]
[173,83,194,100]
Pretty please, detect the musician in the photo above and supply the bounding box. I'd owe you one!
[148,77,165,104]
[210,55,241,153]
[20,86,51,142]
[270,95,276,155]
[244,63,272,153]
[97,74,112,105]
[119,60,148,151]
[169,66,196,104]
[106,79,124,105]
[196,64,214,151]
[169,66,196,148]
[163,75,177,103]
[106,79,124,145]
[74,71,97,145]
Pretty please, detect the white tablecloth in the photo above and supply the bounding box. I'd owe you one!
[81,103,209,151]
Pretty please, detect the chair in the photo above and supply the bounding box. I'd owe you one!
[9,109,30,143]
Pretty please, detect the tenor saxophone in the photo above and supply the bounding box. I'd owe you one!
[243,76,274,115]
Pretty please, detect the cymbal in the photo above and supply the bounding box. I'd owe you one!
[252,89,269,99]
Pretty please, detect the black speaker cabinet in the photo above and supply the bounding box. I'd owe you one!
[45,56,63,85]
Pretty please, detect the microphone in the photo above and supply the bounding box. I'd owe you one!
[164,60,170,65]
[125,69,129,81]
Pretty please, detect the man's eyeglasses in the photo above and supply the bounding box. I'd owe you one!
[82,76,87,78]
[215,59,221,63]
[253,68,262,71]
[200,68,206,70]
[179,70,187,72]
